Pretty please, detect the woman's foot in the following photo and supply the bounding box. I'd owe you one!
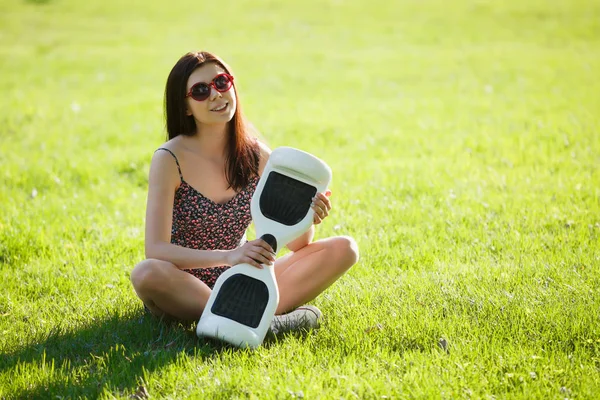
[270,305,323,335]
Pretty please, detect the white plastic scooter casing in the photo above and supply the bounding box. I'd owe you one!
[196,147,332,348]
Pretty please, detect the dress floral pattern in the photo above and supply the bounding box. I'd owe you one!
[157,148,258,289]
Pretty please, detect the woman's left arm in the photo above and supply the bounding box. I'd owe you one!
[287,226,315,252]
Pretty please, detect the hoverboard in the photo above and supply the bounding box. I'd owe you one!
[196,146,332,348]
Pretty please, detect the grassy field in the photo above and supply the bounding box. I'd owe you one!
[1,0,599,398]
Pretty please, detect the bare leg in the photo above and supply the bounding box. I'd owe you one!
[130,259,211,321]
[274,236,359,314]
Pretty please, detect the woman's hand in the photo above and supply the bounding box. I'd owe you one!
[225,239,276,269]
[312,190,332,225]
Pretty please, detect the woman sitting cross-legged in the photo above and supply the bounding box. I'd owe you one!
[130,51,359,334]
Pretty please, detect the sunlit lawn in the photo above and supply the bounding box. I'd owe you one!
[1,0,599,398]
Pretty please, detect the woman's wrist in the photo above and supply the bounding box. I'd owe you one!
[218,249,233,266]
[188,249,232,269]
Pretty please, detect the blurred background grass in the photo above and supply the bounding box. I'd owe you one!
[1,0,599,398]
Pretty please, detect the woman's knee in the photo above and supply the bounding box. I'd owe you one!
[329,235,359,268]
[130,259,172,292]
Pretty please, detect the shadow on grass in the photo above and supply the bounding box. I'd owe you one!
[1,310,229,398]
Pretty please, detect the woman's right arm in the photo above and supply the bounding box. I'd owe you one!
[143,149,228,269]
[143,149,275,269]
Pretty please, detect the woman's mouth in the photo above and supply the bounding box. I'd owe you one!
[211,103,228,112]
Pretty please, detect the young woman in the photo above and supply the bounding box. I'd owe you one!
[130,51,359,332]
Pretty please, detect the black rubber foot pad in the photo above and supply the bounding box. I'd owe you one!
[260,171,317,226]
[211,274,269,328]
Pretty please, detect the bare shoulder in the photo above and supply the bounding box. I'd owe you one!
[257,140,272,176]
[151,137,183,164]
[149,139,182,188]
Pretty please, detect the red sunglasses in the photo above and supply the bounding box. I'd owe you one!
[185,73,234,102]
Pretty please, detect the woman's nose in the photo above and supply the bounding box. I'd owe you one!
[209,86,222,101]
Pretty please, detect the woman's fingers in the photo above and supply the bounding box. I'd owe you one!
[255,243,276,261]
[249,249,274,265]
[313,213,323,225]
[259,240,276,255]
[241,240,276,266]
[315,193,331,208]
[312,192,331,224]
[313,193,331,212]
[244,256,263,269]
[251,238,276,255]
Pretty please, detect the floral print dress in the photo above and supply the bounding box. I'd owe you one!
[157,148,258,289]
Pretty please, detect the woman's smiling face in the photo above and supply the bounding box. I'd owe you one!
[185,62,237,126]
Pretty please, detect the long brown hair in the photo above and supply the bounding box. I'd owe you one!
[164,51,259,191]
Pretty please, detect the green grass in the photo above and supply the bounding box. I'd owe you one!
[1,0,599,398]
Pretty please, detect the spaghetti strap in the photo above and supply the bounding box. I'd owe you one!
[155,148,183,182]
